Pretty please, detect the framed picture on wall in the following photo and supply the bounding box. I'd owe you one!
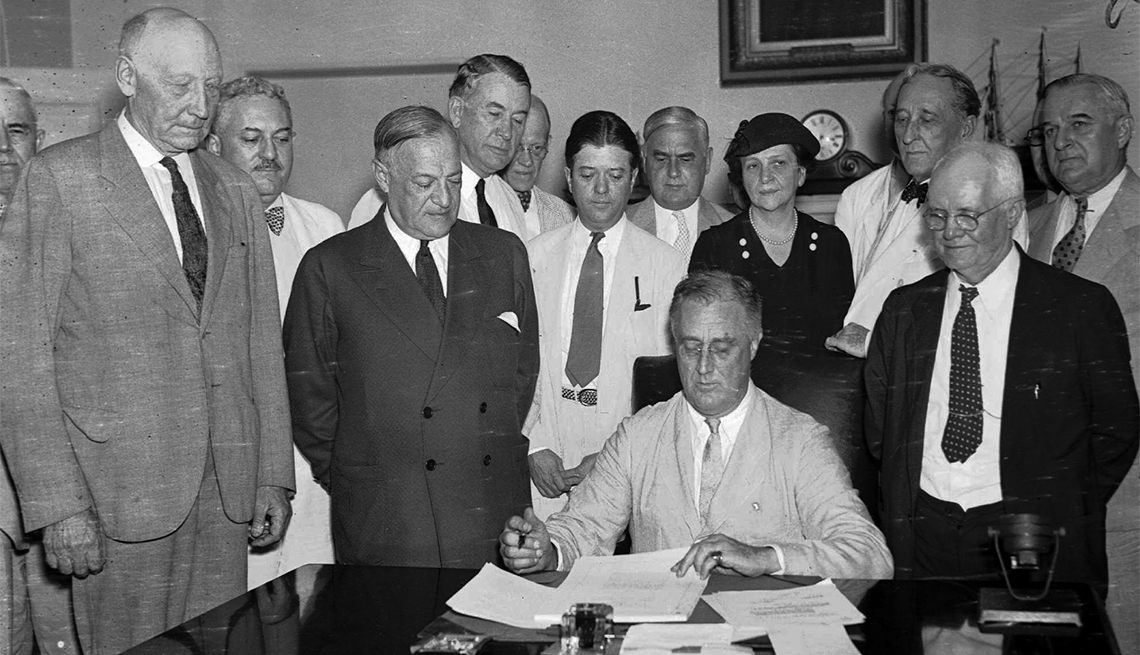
[719,0,926,84]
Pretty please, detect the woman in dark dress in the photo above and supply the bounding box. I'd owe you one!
[690,113,854,347]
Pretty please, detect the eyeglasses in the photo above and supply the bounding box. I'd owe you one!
[1026,119,1102,146]
[518,144,548,158]
[1025,126,1045,146]
[923,197,1018,232]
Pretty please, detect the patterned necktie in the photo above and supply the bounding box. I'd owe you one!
[699,417,724,521]
[517,189,532,212]
[565,231,605,387]
[416,239,446,322]
[475,177,498,228]
[1051,197,1088,273]
[265,206,285,236]
[941,285,983,463]
[672,210,691,253]
[158,157,208,313]
[900,178,928,207]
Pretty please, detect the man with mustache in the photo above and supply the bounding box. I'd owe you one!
[0,9,294,653]
[207,76,344,589]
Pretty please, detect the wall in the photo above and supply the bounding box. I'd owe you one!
[26,0,1140,219]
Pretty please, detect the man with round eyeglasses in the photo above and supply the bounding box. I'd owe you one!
[498,95,574,240]
[866,141,1138,588]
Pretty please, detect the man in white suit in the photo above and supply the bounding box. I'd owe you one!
[525,110,686,519]
[1027,73,1139,655]
[627,106,732,257]
[498,95,574,239]
[206,76,344,589]
[501,270,892,580]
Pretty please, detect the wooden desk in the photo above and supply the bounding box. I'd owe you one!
[124,565,1119,654]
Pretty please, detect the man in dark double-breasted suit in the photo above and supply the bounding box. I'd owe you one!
[285,106,539,568]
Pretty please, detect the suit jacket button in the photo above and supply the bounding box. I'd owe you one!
[479,402,488,413]
[483,455,491,466]
[423,407,433,418]
[425,459,436,471]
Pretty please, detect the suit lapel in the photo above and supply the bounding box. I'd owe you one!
[628,200,657,236]
[96,125,199,321]
[351,215,443,361]
[705,391,768,534]
[1077,169,1139,282]
[598,229,638,414]
[192,152,234,327]
[538,225,573,421]
[906,273,948,490]
[695,198,718,233]
[428,225,488,402]
[670,399,701,537]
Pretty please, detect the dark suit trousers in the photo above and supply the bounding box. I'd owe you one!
[913,490,1004,580]
[72,449,247,655]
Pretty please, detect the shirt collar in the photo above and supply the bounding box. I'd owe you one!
[383,206,449,253]
[653,196,700,220]
[1082,166,1128,214]
[461,161,484,199]
[574,214,628,241]
[117,110,191,171]
[949,244,1019,297]
[685,382,755,442]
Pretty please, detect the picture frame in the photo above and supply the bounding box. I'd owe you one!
[719,0,926,84]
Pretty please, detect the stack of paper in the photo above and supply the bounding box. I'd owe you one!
[446,548,705,628]
[703,579,864,628]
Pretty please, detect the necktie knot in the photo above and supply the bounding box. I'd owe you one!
[705,417,721,437]
[588,231,605,249]
[959,285,979,304]
[158,156,178,173]
[1075,196,1088,212]
[517,189,532,212]
[418,239,432,255]
[901,178,928,206]
[264,206,285,235]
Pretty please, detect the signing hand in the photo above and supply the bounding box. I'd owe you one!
[825,322,870,358]
[499,507,556,574]
[249,485,292,547]
[43,507,105,578]
[529,449,572,499]
[670,534,780,580]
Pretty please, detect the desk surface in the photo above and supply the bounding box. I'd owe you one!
[124,565,1119,655]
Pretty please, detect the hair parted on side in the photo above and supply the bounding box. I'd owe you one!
[373,105,455,162]
[668,270,763,340]
[448,54,530,100]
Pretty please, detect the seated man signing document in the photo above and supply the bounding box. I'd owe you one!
[500,270,893,580]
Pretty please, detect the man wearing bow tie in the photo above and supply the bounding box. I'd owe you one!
[206,76,344,589]
[498,95,574,240]
[829,64,1031,358]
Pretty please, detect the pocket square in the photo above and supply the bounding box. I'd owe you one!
[497,311,520,332]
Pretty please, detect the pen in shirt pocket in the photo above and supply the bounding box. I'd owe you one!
[1034,382,1040,400]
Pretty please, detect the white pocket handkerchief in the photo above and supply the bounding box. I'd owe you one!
[497,311,520,333]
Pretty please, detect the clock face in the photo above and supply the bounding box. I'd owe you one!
[803,110,848,163]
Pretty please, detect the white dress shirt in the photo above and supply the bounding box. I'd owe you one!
[266,193,345,322]
[559,217,627,391]
[684,383,786,572]
[117,112,205,263]
[1048,166,1127,250]
[920,246,1020,509]
[652,198,700,256]
[384,208,449,293]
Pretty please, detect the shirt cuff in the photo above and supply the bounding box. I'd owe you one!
[552,538,565,571]
[765,544,787,575]
[528,446,552,456]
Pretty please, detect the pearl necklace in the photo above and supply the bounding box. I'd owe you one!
[750,207,797,246]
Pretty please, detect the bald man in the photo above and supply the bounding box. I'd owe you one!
[0,9,293,654]
[498,95,574,239]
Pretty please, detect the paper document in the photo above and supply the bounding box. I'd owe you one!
[447,549,706,629]
[703,579,864,628]
[620,623,745,654]
[445,563,558,629]
[534,548,706,624]
[768,625,859,655]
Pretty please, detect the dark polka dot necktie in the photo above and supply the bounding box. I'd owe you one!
[941,285,982,463]
[1051,197,1087,273]
[264,206,285,236]
[517,189,532,212]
